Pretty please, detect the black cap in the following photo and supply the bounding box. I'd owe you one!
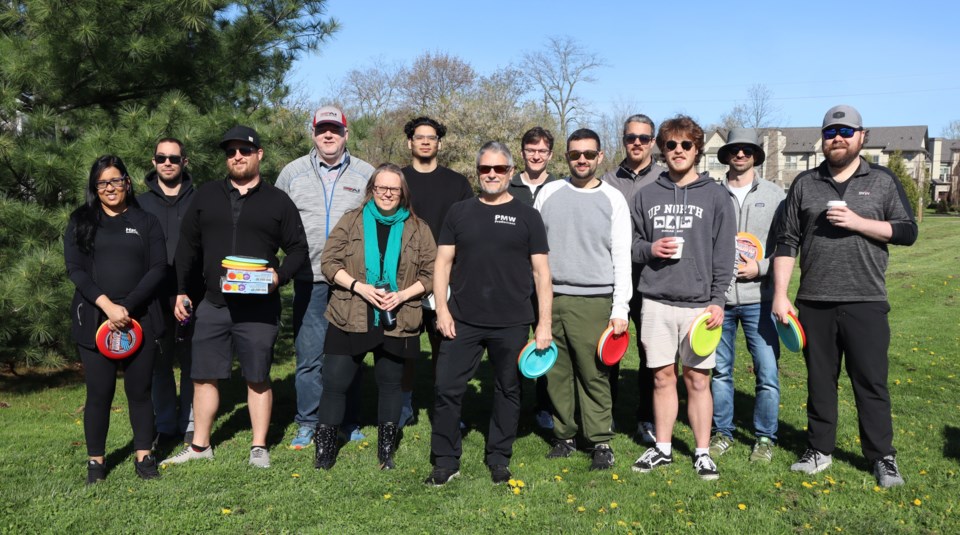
[219,125,261,149]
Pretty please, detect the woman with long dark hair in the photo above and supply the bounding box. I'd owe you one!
[64,155,167,484]
[314,163,436,470]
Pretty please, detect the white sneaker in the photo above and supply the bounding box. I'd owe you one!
[249,446,270,468]
[790,448,832,474]
[160,445,214,467]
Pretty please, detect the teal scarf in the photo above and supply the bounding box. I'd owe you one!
[362,200,409,325]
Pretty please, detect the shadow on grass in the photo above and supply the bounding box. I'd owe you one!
[0,362,85,393]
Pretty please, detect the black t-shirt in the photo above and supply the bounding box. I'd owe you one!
[403,165,474,241]
[438,198,549,327]
[94,212,147,302]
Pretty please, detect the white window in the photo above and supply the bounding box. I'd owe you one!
[785,155,798,170]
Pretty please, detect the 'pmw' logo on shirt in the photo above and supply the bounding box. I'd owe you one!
[494,214,516,225]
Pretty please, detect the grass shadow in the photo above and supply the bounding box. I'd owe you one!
[944,426,960,462]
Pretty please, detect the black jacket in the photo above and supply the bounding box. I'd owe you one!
[64,207,167,348]
[137,171,198,301]
[175,177,308,306]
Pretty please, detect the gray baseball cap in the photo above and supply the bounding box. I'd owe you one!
[822,105,862,129]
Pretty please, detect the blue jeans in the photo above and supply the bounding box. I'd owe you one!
[711,301,780,441]
[293,280,360,428]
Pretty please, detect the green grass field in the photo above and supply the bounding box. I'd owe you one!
[1,215,958,534]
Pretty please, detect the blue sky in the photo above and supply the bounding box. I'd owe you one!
[289,0,960,136]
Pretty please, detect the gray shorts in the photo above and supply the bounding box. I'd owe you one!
[190,300,279,383]
[640,298,716,370]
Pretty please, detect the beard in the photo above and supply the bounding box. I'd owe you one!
[228,160,260,181]
[824,144,861,170]
[479,179,509,195]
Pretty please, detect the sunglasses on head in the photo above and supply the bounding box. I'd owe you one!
[623,134,654,145]
[664,140,694,151]
[154,155,183,165]
[566,150,600,161]
[224,146,256,158]
[477,164,512,174]
[726,145,755,157]
[822,127,861,140]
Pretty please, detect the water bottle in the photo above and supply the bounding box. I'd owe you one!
[376,284,397,329]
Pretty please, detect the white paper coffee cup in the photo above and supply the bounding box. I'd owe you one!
[827,200,847,209]
[671,237,685,259]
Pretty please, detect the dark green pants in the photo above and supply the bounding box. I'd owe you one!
[547,295,614,445]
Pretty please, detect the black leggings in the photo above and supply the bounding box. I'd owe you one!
[79,334,156,456]
[318,348,405,426]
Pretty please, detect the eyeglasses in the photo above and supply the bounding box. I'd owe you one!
[95,177,128,191]
[623,134,654,145]
[566,150,600,161]
[154,155,183,165]
[373,185,401,195]
[726,145,755,157]
[225,146,256,158]
[413,134,439,142]
[664,140,694,151]
[822,127,861,140]
[522,148,551,156]
[477,165,512,174]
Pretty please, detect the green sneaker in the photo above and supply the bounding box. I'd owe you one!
[708,433,733,458]
[750,437,774,463]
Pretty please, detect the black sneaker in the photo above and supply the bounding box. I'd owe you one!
[694,453,719,481]
[135,454,160,480]
[86,459,106,485]
[632,447,673,473]
[489,464,511,485]
[424,467,461,487]
[546,438,576,459]
[590,444,615,470]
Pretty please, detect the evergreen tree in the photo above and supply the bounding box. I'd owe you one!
[886,151,919,215]
[0,0,338,368]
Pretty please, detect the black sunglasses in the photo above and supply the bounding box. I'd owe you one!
[477,165,512,174]
[623,134,654,145]
[566,150,600,161]
[664,140,694,151]
[726,145,755,157]
[225,146,257,158]
[154,155,183,165]
[822,127,861,140]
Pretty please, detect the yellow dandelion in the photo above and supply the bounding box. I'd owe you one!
[913,499,922,506]
[649,491,657,497]
[566,498,575,504]
[576,506,586,513]
[516,480,525,488]
[383,493,392,500]
[554,475,563,482]
[823,489,831,494]
[518,463,525,468]
[873,486,882,492]
[738,503,747,510]
[715,492,723,498]
[291,473,300,478]
[513,487,521,495]
[919,469,927,475]
[774,481,782,488]
[612,473,619,480]
[562,468,569,473]
[802,481,813,488]
[221,508,232,515]
[508,478,517,487]
[617,520,628,527]
[598,507,606,513]
[610,502,618,509]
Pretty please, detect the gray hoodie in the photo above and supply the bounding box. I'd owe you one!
[631,172,737,308]
[721,176,785,305]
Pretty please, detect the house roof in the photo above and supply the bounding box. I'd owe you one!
[862,126,928,153]
[777,128,822,154]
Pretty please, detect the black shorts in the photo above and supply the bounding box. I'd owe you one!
[190,300,279,383]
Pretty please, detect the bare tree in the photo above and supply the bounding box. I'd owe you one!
[521,36,605,141]
[941,119,960,139]
[720,83,782,131]
[399,51,476,116]
[340,58,403,118]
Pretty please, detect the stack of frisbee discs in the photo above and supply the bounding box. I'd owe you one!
[221,256,271,294]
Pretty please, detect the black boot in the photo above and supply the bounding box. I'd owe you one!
[377,422,399,470]
[314,424,339,470]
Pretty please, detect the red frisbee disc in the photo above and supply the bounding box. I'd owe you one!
[95,319,143,359]
[596,326,630,366]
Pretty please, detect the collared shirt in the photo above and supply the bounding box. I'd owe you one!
[226,178,262,226]
[315,152,347,200]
